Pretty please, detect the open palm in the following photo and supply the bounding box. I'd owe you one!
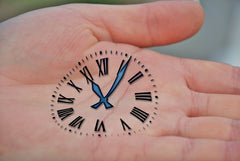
[0,1,240,161]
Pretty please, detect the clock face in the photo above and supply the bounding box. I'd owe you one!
[50,50,159,137]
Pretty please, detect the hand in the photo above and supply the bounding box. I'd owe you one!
[91,80,113,109]
[1,1,240,161]
[80,70,113,108]
[91,56,131,109]
[105,56,131,98]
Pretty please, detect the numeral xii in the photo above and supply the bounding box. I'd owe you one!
[96,58,108,76]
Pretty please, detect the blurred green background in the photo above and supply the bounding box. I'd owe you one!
[0,0,239,66]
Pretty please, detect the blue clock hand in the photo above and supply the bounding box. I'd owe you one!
[91,81,104,98]
[80,70,112,109]
[91,56,131,109]
[105,56,132,98]
[90,80,113,109]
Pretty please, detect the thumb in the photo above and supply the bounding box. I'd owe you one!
[68,1,204,47]
[0,1,204,85]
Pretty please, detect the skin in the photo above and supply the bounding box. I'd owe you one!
[0,1,240,161]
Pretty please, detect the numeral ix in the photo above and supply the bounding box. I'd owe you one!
[57,94,75,104]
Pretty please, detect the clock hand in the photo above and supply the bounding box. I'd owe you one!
[91,81,104,99]
[91,80,113,109]
[80,70,113,109]
[105,56,132,98]
[91,56,131,109]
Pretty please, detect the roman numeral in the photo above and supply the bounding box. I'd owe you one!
[67,80,82,93]
[80,66,94,84]
[118,60,125,73]
[94,119,106,132]
[57,94,75,104]
[128,71,144,84]
[130,107,149,123]
[69,116,85,129]
[120,118,131,131]
[57,108,74,120]
[96,58,108,77]
[118,56,132,73]
[135,92,152,101]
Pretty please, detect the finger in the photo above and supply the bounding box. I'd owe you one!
[176,116,240,141]
[151,137,240,161]
[187,91,240,119]
[66,1,204,47]
[181,58,240,94]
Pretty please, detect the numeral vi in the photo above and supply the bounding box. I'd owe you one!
[94,119,106,132]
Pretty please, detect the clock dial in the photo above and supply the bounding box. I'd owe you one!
[50,50,159,137]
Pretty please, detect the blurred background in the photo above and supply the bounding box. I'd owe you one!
[0,0,239,66]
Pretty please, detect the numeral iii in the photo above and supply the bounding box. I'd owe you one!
[135,92,152,101]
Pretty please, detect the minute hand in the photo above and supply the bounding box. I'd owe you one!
[105,56,132,98]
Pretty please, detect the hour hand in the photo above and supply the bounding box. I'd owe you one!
[90,80,113,109]
[91,81,104,98]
